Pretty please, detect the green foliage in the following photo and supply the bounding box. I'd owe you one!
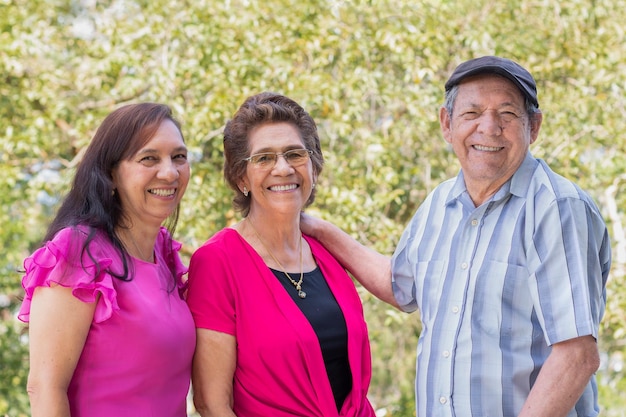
[0,312,29,416]
[2,0,625,415]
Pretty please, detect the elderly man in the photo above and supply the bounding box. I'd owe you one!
[302,56,611,417]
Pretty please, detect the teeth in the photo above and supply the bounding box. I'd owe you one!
[474,145,502,152]
[270,184,297,192]
[150,188,175,197]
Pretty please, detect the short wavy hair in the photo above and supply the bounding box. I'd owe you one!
[223,92,324,217]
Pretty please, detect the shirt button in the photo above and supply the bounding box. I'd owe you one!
[439,396,447,404]
[461,262,468,269]
[452,306,459,313]
[471,219,479,226]
[443,350,450,358]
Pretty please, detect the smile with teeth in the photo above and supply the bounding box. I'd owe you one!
[149,188,176,197]
[269,184,298,192]
[473,144,503,152]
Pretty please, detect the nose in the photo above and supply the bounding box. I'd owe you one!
[271,153,295,174]
[157,159,180,181]
[477,111,503,136]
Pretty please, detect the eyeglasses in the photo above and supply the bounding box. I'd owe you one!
[243,149,313,169]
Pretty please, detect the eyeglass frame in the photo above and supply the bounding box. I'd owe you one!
[242,149,313,169]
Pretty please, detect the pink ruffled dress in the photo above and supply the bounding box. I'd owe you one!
[19,226,195,417]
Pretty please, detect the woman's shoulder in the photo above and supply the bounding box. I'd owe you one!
[303,234,332,259]
[188,228,248,270]
[155,226,188,288]
[156,226,183,255]
[37,225,116,264]
[196,227,242,251]
[19,225,120,324]
[49,225,90,248]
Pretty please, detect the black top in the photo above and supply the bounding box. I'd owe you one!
[271,266,352,411]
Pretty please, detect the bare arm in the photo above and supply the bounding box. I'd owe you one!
[300,212,398,308]
[192,329,238,417]
[518,335,600,417]
[27,285,96,417]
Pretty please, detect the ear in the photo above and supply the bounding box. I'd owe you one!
[439,106,453,144]
[529,112,543,145]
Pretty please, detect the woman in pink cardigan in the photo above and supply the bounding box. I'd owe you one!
[186,92,376,417]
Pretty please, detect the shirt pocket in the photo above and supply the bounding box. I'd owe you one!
[473,261,530,337]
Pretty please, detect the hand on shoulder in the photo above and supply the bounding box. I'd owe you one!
[299,211,329,240]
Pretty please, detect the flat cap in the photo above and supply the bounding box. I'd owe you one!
[444,56,539,108]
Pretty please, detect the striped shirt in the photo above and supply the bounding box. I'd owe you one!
[391,153,611,417]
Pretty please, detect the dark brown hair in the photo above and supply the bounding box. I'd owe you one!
[44,103,184,282]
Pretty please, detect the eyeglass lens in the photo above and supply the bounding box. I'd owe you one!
[248,149,310,167]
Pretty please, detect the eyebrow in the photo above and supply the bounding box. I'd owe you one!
[250,145,305,154]
[136,145,188,155]
[459,101,523,112]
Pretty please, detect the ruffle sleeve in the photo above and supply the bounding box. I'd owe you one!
[18,227,120,324]
[157,226,189,297]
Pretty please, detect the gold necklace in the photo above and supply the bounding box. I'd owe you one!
[247,217,306,299]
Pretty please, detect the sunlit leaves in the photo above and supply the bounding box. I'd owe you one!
[2,0,626,414]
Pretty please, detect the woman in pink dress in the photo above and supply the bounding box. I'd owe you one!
[18,103,195,417]
[186,92,376,417]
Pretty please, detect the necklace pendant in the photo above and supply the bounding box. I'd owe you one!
[298,290,307,299]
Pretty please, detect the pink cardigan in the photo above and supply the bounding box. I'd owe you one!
[187,228,375,417]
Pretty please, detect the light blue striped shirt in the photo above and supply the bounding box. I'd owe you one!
[391,153,611,417]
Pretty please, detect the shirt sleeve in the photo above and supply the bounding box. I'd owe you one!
[529,196,610,345]
[186,234,238,336]
[156,226,189,297]
[391,217,420,313]
[18,227,119,324]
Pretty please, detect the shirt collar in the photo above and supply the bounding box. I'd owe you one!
[446,152,538,206]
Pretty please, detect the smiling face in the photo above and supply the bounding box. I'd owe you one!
[440,74,542,205]
[241,122,315,218]
[112,119,190,229]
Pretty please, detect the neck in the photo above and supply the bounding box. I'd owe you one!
[245,216,301,270]
[117,227,156,263]
[465,179,506,207]
[246,216,307,299]
[245,213,301,249]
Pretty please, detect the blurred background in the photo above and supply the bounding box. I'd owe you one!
[1,0,625,415]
